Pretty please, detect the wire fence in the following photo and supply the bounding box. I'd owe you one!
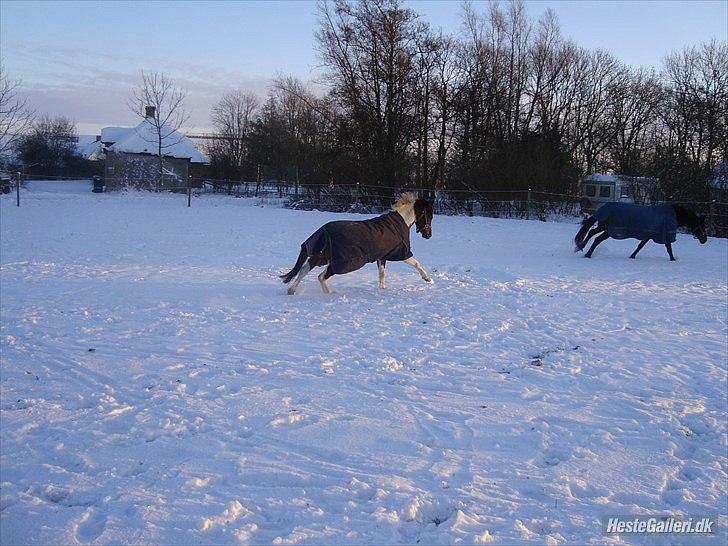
[6,173,728,237]
[194,177,728,237]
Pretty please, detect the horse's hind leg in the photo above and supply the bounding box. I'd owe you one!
[585,232,609,258]
[287,262,311,295]
[377,260,386,289]
[665,242,676,261]
[318,267,334,294]
[629,239,649,259]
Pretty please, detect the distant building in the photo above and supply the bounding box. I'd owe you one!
[98,106,207,190]
[579,173,662,214]
[77,135,105,161]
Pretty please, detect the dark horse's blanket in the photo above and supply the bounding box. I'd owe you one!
[595,202,677,244]
[303,211,413,274]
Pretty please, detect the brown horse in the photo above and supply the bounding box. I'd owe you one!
[281,193,434,294]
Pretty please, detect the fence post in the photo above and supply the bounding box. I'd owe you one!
[187,175,192,207]
[255,164,261,196]
[526,188,531,220]
[16,171,21,207]
[708,199,716,236]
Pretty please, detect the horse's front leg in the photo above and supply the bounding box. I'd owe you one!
[318,267,334,294]
[404,256,432,282]
[629,239,649,259]
[582,224,606,249]
[585,232,609,258]
[665,242,676,261]
[377,260,386,289]
[288,262,315,295]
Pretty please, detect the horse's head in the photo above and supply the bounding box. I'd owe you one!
[413,198,434,239]
[674,205,708,244]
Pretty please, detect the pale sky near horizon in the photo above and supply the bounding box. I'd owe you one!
[1,0,727,135]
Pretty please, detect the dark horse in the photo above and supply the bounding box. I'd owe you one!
[574,202,707,260]
[281,193,434,294]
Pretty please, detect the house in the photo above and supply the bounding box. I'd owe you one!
[100,106,207,190]
[77,135,105,161]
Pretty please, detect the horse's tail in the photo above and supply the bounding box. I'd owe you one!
[574,215,597,252]
[280,245,308,284]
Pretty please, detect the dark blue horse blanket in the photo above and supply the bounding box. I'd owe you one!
[303,211,413,274]
[595,202,677,244]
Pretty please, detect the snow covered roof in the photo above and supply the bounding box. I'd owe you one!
[100,127,133,145]
[76,135,105,161]
[106,119,207,163]
[582,174,619,183]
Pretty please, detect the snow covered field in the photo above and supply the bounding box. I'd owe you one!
[1,181,726,545]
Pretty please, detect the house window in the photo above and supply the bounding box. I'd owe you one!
[599,185,612,198]
[585,184,596,197]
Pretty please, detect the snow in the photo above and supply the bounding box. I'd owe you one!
[106,119,207,163]
[583,174,620,183]
[1,181,727,545]
[76,136,104,161]
[100,127,132,145]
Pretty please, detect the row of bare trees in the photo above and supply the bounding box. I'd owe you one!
[3,0,724,201]
[205,0,726,204]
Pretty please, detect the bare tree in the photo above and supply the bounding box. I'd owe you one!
[208,89,259,181]
[662,40,728,169]
[0,66,34,163]
[571,49,627,173]
[429,33,461,190]
[654,40,728,197]
[316,0,421,201]
[129,71,189,189]
[251,76,339,190]
[17,116,81,176]
[608,68,663,175]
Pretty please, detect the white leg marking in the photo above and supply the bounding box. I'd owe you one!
[404,256,432,283]
[378,261,386,289]
[318,270,332,294]
[287,263,311,295]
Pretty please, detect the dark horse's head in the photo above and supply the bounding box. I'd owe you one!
[414,198,434,239]
[674,205,708,244]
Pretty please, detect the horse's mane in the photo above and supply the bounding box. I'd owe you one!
[391,192,418,212]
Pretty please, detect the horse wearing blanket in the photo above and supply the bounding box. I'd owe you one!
[574,202,707,260]
[281,193,434,294]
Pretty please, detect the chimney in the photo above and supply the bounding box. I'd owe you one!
[145,105,156,119]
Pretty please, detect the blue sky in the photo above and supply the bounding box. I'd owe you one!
[2,0,726,134]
